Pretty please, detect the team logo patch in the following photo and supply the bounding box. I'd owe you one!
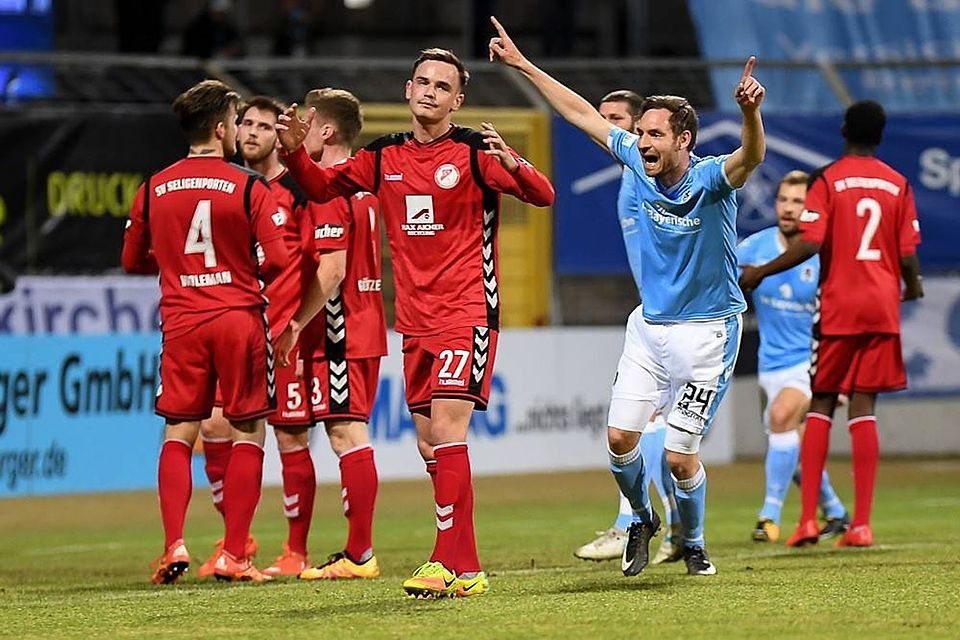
[800,266,815,282]
[271,208,288,227]
[434,163,460,189]
[402,195,445,236]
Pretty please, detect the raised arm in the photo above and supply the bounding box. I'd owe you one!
[277,104,376,202]
[724,57,766,189]
[488,16,612,147]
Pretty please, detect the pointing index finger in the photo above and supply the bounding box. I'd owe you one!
[490,15,507,38]
[741,56,756,82]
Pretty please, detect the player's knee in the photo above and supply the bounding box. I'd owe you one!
[768,403,795,432]
[416,436,434,462]
[607,427,641,455]
[274,425,309,452]
[665,450,699,479]
[326,421,369,456]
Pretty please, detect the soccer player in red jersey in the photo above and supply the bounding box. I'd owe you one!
[121,80,295,583]
[274,88,388,581]
[740,100,924,548]
[276,49,555,597]
[192,95,318,579]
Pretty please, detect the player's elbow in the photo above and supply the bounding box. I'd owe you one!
[799,240,820,258]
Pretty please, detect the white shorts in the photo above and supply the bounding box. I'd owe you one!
[758,360,811,428]
[608,306,742,449]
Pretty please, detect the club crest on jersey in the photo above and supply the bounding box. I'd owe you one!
[402,195,445,236]
[434,163,460,189]
[800,266,815,282]
[271,208,287,227]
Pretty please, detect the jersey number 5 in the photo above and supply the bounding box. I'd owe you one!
[856,197,882,262]
[184,199,218,267]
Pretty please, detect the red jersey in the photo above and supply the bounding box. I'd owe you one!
[284,126,555,336]
[262,169,312,337]
[122,157,293,339]
[801,155,921,336]
[299,191,387,360]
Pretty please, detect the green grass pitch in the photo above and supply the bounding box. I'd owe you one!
[1,459,958,639]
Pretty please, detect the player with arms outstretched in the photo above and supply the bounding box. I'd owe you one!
[122,80,295,584]
[740,101,923,548]
[276,49,555,597]
[490,16,765,576]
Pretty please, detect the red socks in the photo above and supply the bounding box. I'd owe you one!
[280,448,316,556]
[340,445,378,562]
[158,440,193,549]
[848,416,879,528]
[429,443,480,574]
[223,442,264,559]
[800,413,832,523]
[202,438,232,518]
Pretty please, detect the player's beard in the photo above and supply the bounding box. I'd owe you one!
[241,141,272,164]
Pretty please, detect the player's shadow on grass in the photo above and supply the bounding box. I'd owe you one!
[550,574,678,595]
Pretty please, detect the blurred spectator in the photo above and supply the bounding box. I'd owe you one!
[181,0,244,59]
[116,0,167,54]
[271,0,310,57]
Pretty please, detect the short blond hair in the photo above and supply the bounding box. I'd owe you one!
[305,88,363,146]
[778,170,809,191]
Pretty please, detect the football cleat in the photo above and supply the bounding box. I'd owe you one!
[819,513,850,540]
[212,549,273,583]
[682,545,717,576]
[197,536,259,579]
[752,518,781,543]
[401,561,458,599]
[651,531,685,565]
[574,528,628,561]
[150,539,190,585]
[263,544,309,577]
[299,552,380,580]
[835,524,873,548]
[621,509,661,577]
[786,519,820,547]
[455,572,490,597]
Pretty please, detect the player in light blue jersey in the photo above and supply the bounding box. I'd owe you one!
[491,17,766,576]
[737,171,849,543]
[573,91,682,566]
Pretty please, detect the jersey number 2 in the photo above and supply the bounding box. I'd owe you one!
[856,197,882,262]
[184,200,218,267]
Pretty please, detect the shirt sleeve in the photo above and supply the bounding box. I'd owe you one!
[283,145,377,203]
[479,148,555,206]
[800,174,831,246]
[249,177,293,282]
[617,169,638,220]
[898,181,922,257]
[736,233,757,266]
[120,183,158,274]
[606,126,642,175]
[312,199,351,253]
[696,154,734,194]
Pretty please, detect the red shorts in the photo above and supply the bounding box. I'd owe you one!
[811,333,906,395]
[402,326,499,415]
[271,349,313,428]
[157,308,275,422]
[304,357,381,422]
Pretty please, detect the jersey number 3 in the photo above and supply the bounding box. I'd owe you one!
[184,199,218,267]
[855,197,882,262]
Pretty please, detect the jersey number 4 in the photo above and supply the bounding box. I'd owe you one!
[856,197,882,262]
[184,199,218,267]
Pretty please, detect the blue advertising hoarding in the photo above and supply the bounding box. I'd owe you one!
[553,112,960,275]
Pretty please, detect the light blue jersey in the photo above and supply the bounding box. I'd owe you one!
[737,226,819,372]
[617,168,643,296]
[607,127,747,323]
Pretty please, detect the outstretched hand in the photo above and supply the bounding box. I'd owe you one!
[481,121,519,172]
[488,16,528,69]
[734,56,765,112]
[276,104,315,153]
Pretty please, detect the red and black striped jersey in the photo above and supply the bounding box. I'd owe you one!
[284,125,554,336]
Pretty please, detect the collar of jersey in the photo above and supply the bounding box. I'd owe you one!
[410,124,457,147]
[654,153,701,200]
